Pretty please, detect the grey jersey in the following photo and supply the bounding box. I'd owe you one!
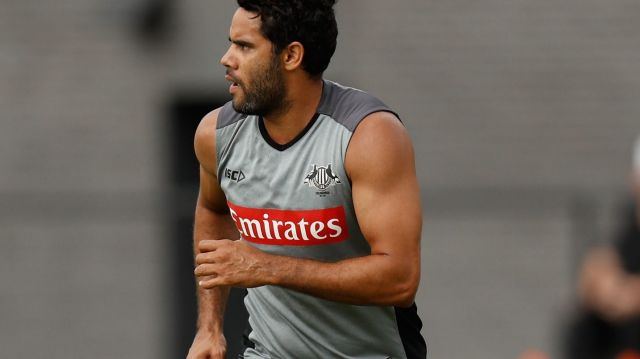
[216,80,425,359]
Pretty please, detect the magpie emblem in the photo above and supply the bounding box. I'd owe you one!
[304,164,341,190]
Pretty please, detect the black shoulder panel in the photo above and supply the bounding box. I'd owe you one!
[217,101,246,129]
[317,80,400,132]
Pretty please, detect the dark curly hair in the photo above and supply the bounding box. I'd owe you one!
[237,0,338,77]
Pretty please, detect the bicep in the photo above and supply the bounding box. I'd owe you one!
[347,113,422,258]
[198,166,230,213]
[194,107,229,213]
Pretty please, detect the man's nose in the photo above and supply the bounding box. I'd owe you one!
[220,47,234,68]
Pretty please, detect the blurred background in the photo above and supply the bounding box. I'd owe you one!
[2,0,640,358]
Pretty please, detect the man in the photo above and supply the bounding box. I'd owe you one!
[565,136,640,359]
[187,0,426,357]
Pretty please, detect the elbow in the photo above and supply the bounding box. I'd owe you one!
[390,270,420,308]
[395,282,419,308]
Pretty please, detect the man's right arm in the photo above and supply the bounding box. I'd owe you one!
[187,108,240,359]
[579,246,640,321]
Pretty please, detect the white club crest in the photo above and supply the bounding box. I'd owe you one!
[304,164,341,190]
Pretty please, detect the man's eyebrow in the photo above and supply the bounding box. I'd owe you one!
[228,38,253,47]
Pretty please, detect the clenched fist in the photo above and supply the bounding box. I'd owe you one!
[195,239,274,289]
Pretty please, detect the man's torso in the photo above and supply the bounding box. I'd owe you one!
[215,80,425,359]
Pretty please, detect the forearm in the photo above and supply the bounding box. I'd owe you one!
[579,246,621,304]
[193,203,238,333]
[195,285,229,334]
[261,251,420,307]
[619,274,640,315]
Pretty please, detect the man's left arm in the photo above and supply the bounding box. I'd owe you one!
[195,111,422,307]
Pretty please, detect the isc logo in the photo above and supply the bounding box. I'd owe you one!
[224,168,245,182]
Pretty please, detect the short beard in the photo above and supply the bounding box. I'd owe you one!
[233,55,288,117]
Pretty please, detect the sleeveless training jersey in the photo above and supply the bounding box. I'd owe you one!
[216,80,426,358]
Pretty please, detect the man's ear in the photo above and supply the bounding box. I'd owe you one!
[281,41,304,71]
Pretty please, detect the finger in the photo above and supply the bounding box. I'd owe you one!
[198,239,222,252]
[195,251,217,265]
[199,276,228,289]
[199,239,234,252]
[194,264,219,277]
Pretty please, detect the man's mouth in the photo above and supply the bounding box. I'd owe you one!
[225,73,240,87]
[226,74,241,94]
[225,73,241,93]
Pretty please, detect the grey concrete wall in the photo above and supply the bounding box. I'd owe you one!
[0,1,169,358]
[2,0,639,358]
[338,0,640,190]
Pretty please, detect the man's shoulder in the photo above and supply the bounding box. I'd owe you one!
[318,80,399,132]
[195,101,246,146]
[345,111,414,186]
[196,106,224,139]
[193,108,222,172]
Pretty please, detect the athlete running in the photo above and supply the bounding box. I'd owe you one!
[187,1,426,358]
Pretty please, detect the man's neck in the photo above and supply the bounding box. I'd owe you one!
[262,77,323,145]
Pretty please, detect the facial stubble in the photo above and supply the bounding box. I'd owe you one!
[232,54,289,117]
